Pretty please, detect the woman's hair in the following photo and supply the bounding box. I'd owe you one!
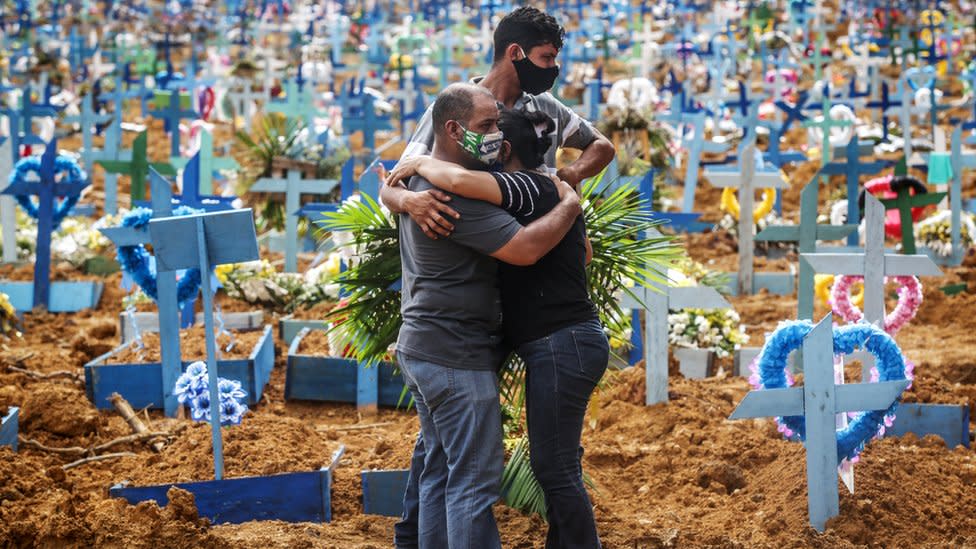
[498,109,554,170]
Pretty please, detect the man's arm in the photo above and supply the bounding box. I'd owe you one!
[379,184,460,239]
[490,179,581,266]
[556,129,616,189]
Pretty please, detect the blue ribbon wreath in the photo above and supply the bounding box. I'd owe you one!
[10,155,86,229]
[116,206,206,309]
[754,320,908,463]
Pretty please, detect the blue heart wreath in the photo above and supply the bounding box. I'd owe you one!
[10,155,86,230]
[116,206,205,308]
[753,320,907,463]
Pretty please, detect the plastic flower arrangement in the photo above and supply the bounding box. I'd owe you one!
[0,291,21,338]
[49,214,119,267]
[217,257,342,312]
[174,361,248,426]
[668,308,749,358]
[915,210,976,257]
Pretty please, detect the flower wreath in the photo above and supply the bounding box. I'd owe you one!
[748,320,907,464]
[859,174,929,238]
[831,275,922,336]
[116,206,206,308]
[720,187,776,223]
[10,154,87,230]
[815,274,863,309]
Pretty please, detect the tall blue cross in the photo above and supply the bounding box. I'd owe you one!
[866,81,901,142]
[173,148,238,212]
[149,88,198,160]
[1,139,89,308]
[819,137,889,246]
[250,169,343,272]
[340,81,393,152]
[100,170,185,416]
[148,208,259,480]
[729,314,909,532]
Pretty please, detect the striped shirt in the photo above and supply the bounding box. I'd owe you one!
[400,78,598,169]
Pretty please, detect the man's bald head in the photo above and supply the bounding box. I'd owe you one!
[431,83,497,138]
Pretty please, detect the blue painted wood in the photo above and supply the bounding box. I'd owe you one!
[109,448,343,524]
[0,407,19,451]
[285,329,406,407]
[362,469,410,517]
[148,209,259,272]
[2,139,91,308]
[279,316,327,344]
[84,326,274,410]
[720,272,795,296]
[0,281,103,312]
[886,403,970,449]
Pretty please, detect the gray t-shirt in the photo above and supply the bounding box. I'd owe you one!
[396,175,522,370]
[400,80,598,168]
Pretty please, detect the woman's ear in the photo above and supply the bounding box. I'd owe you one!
[499,140,513,164]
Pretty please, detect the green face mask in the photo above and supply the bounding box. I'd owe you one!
[455,123,504,165]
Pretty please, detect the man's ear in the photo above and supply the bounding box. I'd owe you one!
[508,42,524,62]
[444,120,461,141]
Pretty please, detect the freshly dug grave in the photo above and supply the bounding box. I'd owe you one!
[106,327,268,364]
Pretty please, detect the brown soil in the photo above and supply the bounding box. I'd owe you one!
[106,327,267,364]
[296,330,332,356]
[290,300,337,320]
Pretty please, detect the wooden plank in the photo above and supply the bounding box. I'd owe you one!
[109,450,343,524]
[886,403,971,449]
[0,281,103,312]
[801,316,841,532]
[84,327,273,410]
[278,317,327,344]
[121,311,265,344]
[149,210,260,272]
[362,469,410,517]
[729,387,804,419]
[357,360,379,415]
[0,407,18,451]
[834,381,911,413]
[721,272,795,296]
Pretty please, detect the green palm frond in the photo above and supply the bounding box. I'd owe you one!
[501,437,547,517]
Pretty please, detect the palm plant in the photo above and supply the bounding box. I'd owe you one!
[319,171,684,518]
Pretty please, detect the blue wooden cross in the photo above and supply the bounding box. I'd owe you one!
[1,139,89,308]
[340,81,393,152]
[639,169,710,232]
[250,169,343,272]
[941,123,976,266]
[63,90,113,174]
[757,180,858,319]
[100,170,185,416]
[172,146,238,212]
[148,208,259,480]
[866,81,901,142]
[149,88,198,160]
[729,314,910,532]
[2,87,60,148]
[819,137,889,246]
[678,111,731,212]
[265,78,320,131]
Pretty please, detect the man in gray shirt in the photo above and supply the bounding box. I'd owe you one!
[390,82,581,549]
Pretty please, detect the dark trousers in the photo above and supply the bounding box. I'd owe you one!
[518,318,608,549]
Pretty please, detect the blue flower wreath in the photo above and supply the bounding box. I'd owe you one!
[754,320,908,463]
[10,155,87,230]
[116,206,205,308]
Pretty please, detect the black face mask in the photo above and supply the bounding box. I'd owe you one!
[513,53,560,96]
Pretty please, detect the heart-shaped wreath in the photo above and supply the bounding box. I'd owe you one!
[10,154,86,230]
[748,320,907,464]
[831,275,922,336]
[116,206,206,308]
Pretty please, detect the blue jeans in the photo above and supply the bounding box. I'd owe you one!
[394,353,504,549]
[518,319,608,549]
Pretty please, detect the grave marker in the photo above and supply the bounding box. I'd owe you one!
[97,130,176,203]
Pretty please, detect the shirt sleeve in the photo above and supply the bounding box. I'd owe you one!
[446,193,523,255]
[491,171,543,217]
[400,102,435,160]
[537,93,598,151]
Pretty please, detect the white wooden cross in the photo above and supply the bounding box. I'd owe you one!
[0,134,15,263]
[729,314,909,532]
[621,277,731,405]
[886,84,929,161]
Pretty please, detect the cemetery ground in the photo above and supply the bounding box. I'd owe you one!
[1,248,973,548]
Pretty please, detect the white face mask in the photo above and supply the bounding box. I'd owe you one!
[456,123,505,165]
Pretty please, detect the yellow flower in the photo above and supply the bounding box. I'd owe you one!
[215,263,235,285]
